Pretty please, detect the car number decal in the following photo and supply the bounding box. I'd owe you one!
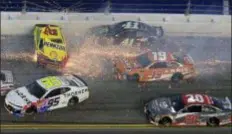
[47,97,60,108]
[152,52,167,61]
[40,77,62,89]
[122,21,139,29]
[184,114,199,124]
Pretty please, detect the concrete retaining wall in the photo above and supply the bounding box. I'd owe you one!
[1,12,231,37]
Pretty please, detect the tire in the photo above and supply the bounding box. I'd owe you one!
[171,73,183,83]
[186,78,196,84]
[159,117,172,127]
[25,106,37,115]
[207,117,220,127]
[127,74,140,82]
[68,97,79,107]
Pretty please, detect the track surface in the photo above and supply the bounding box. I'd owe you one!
[1,35,231,126]
[2,127,232,134]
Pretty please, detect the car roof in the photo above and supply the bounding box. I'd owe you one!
[181,93,214,106]
[37,76,70,90]
[36,75,87,90]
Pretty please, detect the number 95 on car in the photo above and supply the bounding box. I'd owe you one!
[4,75,89,117]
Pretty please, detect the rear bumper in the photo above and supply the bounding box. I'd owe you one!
[37,54,69,68]
[1,88,12,96]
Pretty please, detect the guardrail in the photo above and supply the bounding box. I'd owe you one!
[1,12,231,37]
[0,1,231,15]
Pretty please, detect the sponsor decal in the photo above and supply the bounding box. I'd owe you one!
[64,89,87,98]
[15,90,31,104]
[44,42,65,51]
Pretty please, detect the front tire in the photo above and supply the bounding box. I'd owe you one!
[159,117,172,127]
[25,106,37,115]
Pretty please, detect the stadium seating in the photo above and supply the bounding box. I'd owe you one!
[0,0,230,15]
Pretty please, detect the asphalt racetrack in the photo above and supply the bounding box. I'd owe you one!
[0,35,231,129]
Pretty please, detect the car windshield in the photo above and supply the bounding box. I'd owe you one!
[0,72,6,81]
[26,81,47,98]
[170,95,185,112]
[136,53,152,67]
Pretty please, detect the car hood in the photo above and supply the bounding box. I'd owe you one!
[146,97,176,116]
[5,87,38,107]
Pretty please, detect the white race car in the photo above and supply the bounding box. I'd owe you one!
[4,74,89,116]
[1,70,14,96]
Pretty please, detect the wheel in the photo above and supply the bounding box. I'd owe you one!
[127,74,140,82]
[68,97,79,107]
[171,73,183,83]
[207,117,220,127]
[159,117,172,127]
[25,106,37,115]
[186,78,196,84]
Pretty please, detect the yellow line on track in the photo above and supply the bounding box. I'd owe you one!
[1,124,155,129]
[1,124,231,130]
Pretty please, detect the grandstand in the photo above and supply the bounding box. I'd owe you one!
[0,0,231,14]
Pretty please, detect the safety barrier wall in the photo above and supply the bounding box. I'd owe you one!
[1,12,231,37]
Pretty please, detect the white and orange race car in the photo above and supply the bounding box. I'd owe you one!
[113,50,197,83]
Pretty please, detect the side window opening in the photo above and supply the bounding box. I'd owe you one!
[183,105,202,113]
[45,88,61,98]
[39,39,44,50]
[202,105,217,113]
[150,62,167,69]
[0,72,6,81]
[60,87,71,94]
[167,62,180,68]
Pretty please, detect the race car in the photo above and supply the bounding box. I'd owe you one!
[85,21,164,47]
[144,93,232,126]
[33,24,69,68]
[4,74,89,117]
[114,50,196,83]
[1,70,14,96]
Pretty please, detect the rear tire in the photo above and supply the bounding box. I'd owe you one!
[171,73,183,83]
[207,117,220,127]
[127,74,140,82]
[68,97,79,107]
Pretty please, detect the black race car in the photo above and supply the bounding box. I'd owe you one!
[85,21,164,47]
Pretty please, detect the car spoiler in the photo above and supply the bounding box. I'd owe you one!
[72,74,88,87]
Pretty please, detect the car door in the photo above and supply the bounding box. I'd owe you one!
[43,88,63,110]
[148,62,167,81]
[175,105,202,126]
[201,105,227,125]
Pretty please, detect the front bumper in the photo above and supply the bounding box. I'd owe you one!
[4,101,24,117]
